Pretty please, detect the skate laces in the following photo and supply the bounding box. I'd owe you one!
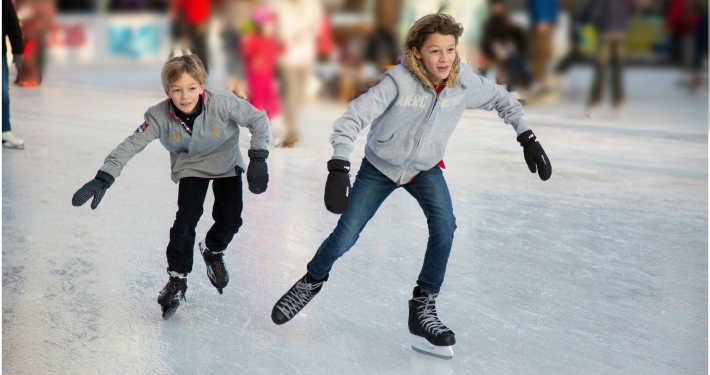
[165,278,188,302]
[277,279,324,318]
[413,293,450,336]
[208,255,226,276]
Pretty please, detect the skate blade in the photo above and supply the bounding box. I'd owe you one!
[2,143,24,149]
[411,335,454,360]
[217,288,223,295]
[162,306,178,320]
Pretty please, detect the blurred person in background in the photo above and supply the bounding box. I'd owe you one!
[666,0,699,86]
[242,6,284,144]
[690,0,708,93]
[3,0,26,149]
[365,15,399,69]
[480,0,531,101]
[274,0,323,148]
[14,0,56,87]
[584,0,632,118]
[552,0,585,83]
[169,0,211,73]
[219,0,255,99]
[527,0,558,93]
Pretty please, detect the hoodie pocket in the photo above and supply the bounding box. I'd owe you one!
[368,133,408,165]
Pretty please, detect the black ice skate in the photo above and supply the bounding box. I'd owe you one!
[271,273,328,325]
[408,287,456,360]
[157,268,188,320]
[199,241,229,294]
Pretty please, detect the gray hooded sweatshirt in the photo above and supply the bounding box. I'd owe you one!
[331,50,529,184]
[99,89,269,183]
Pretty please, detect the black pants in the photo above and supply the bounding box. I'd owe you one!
[166,175,243,274]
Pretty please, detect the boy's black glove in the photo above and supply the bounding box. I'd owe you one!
[517,130,551,181]
[247,149,269,194]
[324,159,351,214]
[72,171,115,209]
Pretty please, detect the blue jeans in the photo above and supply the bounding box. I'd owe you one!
[307,158,457,294]
[2,55,10,132]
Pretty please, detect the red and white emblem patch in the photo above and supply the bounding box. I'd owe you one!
[135,121,150,133]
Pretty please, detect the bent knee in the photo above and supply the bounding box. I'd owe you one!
[431,214,456,233]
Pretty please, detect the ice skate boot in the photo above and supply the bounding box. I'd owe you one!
[2,131,24,149]
[271,273,328,325]
[409,287,455,360]
[199,241,229,294]
[157,268,188,320]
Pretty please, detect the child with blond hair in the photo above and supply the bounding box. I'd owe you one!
[72,55,271,320]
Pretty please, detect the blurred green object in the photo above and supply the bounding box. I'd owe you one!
[241,20,256,35]
[579,16,666,57]
[625,17,664,54]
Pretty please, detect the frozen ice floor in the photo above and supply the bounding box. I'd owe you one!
[3,67,708,374]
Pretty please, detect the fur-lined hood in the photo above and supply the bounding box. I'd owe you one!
[401,49,461,90]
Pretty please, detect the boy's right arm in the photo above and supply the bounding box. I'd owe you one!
[99,113,161,179]
[73,113,160,210]
[330,75,399,161]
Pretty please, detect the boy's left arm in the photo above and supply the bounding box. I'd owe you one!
[231,97,271,194]
[467,73,552,181]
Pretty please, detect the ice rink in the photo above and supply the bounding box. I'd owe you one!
[3,66,708,374]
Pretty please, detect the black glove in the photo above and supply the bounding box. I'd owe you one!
[247,149,269,194]
[517,130,551,181]
[72,171,115,209]
[324,159,351,214]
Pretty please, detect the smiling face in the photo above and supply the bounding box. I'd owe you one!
[165,72,204,114]
[412,33,457,87]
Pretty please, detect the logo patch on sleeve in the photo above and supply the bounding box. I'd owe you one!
[135,121,150,133]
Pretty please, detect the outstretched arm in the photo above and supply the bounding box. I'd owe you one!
[73,113,160,209]
[330,75,399,161]
[466,72,529,135]
[231,96,269,150]
[466,71,551,181]
[99,113,161,178]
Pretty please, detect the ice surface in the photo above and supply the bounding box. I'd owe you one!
[3,67,707,374]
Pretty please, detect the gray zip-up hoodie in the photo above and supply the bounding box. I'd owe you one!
[99,89,269,183]
[331,50,529,184]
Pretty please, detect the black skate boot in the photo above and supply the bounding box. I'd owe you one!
[271,273,329,325]
[408,286,456,360]
[199,241,229,294]
[157,268,188,320]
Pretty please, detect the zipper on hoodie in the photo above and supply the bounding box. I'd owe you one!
[395,87,441,186]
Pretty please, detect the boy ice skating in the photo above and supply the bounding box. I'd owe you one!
[270,14,551,359]
[72,55,270,320]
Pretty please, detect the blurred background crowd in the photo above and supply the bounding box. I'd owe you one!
[3,0,709,146]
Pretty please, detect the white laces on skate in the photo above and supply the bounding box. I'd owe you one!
[413,293,450,336]
[277,279,324,319]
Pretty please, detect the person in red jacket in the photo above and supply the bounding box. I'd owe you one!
[666,0,699,85]
[241,6,283,143]
[169,0,211,72]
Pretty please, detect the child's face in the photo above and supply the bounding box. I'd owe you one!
[165,72,204,114]
[412,33,457,86]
